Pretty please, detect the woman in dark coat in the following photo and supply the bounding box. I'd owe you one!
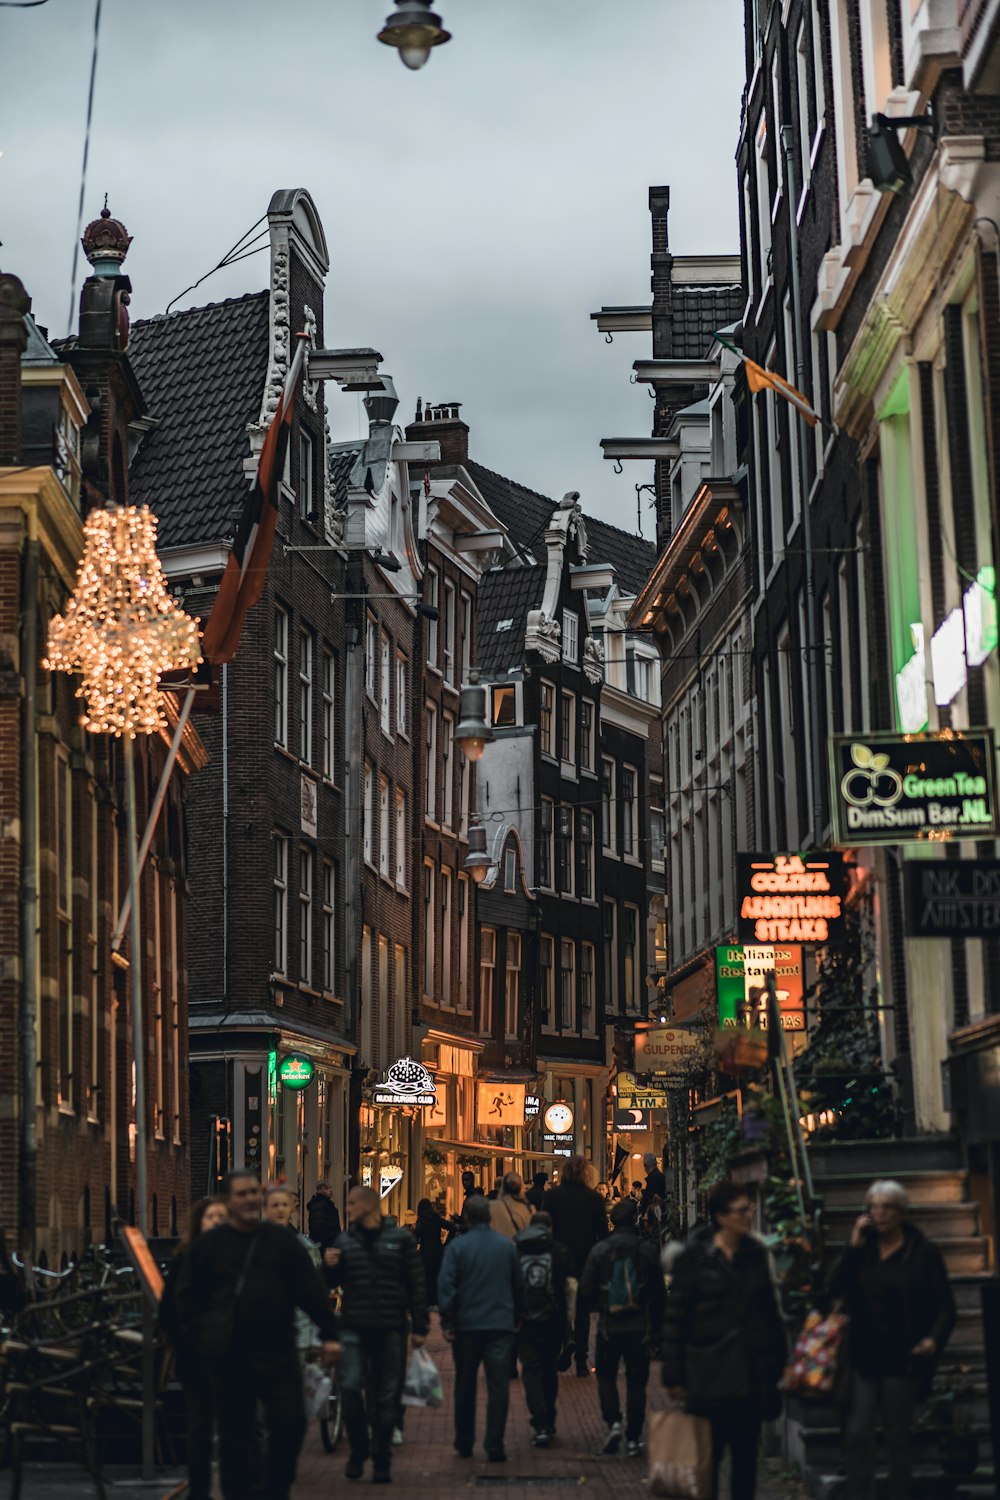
[661,1182,785,1500]
[160,1196,228,1500]
[414,1197,451,1307]
[827,1178,956,1500]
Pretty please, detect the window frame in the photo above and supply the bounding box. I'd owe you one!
[322,859,335,993]
[539,680,556,757]
[423,860,436,998]
[299,846,313,985]
[504,932,521,1039]
[273,832,289,975]
[298,627,313,764]
[274,606,289,748]
[321,648,335,781]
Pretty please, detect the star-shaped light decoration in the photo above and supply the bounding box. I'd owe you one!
[44,505,202,738]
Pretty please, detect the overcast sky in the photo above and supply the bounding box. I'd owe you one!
[2,0,745,534]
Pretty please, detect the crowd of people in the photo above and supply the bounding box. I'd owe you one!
[158,1159,956,1500]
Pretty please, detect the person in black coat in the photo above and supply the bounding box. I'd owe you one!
[514,1212,570,1446]
[526,1172,549,1211]
[543,1155,608,1375]
[305,1181,342,1248]
[661,1182,785,1500]
[640,1153,667,1210]
[827,1179,956,1500]
[414,1197,451,1307]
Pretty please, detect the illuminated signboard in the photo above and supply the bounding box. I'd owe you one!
[614,1106,652,1133]
[373,1056,437,1108]
[904,857,1000,938]
[616,1071,669,1110]
[279,1054,316,1091]
[542,1101,574,1136]
[476,1082,526,1127]
[716,945,805,1032]
[894,569,998,726]
[828,731,999,846]
[736,853,847,945]
[634,1025,701,1075]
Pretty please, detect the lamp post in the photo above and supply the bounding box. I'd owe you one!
[377,0,451,70]
[455,670,493,762]
[463,815,494,884]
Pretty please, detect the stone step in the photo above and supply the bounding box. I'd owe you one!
[949,1274,995,1312]
[808,1465,995,1499]
[823,1234,990,1277]
[807,1135,962,1178]
[823,1199,981,1238]
[817,1169,970,1208]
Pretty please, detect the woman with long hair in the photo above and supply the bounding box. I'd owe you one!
[160,1196,227,1500]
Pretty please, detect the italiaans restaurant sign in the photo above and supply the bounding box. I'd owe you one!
[828,731,999,846]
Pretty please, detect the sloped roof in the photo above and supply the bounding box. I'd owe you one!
[467,459,655,597]
[329,439,364,505]
[475,563,544,675]
[127,292,270,549]
[671,284,744,360]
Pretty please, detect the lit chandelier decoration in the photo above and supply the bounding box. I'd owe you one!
[44,505,201,737]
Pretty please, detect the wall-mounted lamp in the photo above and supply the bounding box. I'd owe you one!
[867,110,935,195]
[377,0,451,70]
[455,669,493,762]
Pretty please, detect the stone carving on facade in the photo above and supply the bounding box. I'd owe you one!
[301,303,319,411]
[260,243,290,425]
[524,608,561,661]
[583,635,605,684]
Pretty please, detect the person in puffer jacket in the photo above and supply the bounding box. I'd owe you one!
[661,1182,785,1500]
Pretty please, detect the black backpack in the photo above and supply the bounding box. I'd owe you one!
[519,1248,557,1322]
[603,1242,644,1320]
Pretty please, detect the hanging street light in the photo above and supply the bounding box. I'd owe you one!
[455,669,493,762]
[377,0,451,70]
[464,815,493,884]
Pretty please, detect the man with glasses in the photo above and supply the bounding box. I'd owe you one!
[661,1182,785,1500]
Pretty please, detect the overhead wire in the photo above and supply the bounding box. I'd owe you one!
[164,216,269,314]
[66,0,102,337]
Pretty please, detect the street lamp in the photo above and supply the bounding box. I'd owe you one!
[455,670,493,762]
[464,816,493,884]
[377,0,451,70]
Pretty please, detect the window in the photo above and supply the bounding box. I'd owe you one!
[631,653,655,703]
[556,804,574,895]
[579,810,594,900]
[601,758,616,850]
[380,632,391,737]
[622,766,637,857]
[424,705,437,820]
[441,868,453,1006]
[361,925,373,1065]
[379,776,390,876]
[562,609,579,664]
[442,714,454,828]
[650,808,666,867]
[274,607,288,747]
[443,580,456,684]
[322,860,335,992]
[396,653,408,738]
[580,943,595,1033]
[603,901,617,1014]
[457,874,470,1011]
[460,752,471,827]
[273,834,288,974]
[298,429,316,520]
[539,680,555,755]
[504,933,521,1038]
[754,111,772,294]
[492,684,517,726]
[560,690,576,765]
[56,750,72,1109]
[363,762,374,866]
[299,848,313,985]
[365,614,378,701]
[560,940,575,1030]
[378,933,389,1049]
[539,935,554,1025]
[460,592,472,677]
[479,927,496,1035]
[580,699,594,771]
[504,845,517,893]
[426,567,439,668]
[423,861,436,997]
[395,790,407,889]
[321,650,335,780]
[298,629,313,763]
[623,904,639,1013]
[539,798,554,889]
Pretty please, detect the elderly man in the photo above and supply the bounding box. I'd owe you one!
[489,1172,532,1238]
[438,1194,524,1462]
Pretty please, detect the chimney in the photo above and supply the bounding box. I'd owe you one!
[0,271,31,466]
[405,398,469,466]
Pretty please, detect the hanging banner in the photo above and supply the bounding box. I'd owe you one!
[716,945,806,1031]
[634,1024,701,1074]
[476,1082,526,1127]
[737,852,847,945]
[828,730,999,846]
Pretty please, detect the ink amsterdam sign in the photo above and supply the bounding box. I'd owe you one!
[828,731,999,847]
[904,858,1000,937]
[737,853,847,945]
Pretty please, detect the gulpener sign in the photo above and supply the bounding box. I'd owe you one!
[737,852,847,945]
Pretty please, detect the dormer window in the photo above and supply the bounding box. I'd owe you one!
[562,610,579,664]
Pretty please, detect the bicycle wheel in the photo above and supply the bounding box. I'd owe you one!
[319,1379,343,1453]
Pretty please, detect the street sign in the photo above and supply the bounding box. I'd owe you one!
[614,1106,651,1132]
[737,852,847,945]
[716,945,806,1031]
[634,1024,701,1074]
[904,858,1000,937]
[828,730,999,846]
[279,1054,315,1091]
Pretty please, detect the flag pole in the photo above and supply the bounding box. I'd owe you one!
[112,684,197,951]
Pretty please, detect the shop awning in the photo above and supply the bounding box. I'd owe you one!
[431,1137,568,1162]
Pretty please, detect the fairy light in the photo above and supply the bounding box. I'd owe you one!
[43,505,201,737]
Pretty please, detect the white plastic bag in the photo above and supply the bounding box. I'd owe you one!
[401,1346,443,1408]
[302,1361,333,1420]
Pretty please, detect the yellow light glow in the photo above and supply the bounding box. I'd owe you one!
[43,505,201,738]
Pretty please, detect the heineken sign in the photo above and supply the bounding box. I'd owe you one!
[279,1054,315,1091]
[829,731,999,846]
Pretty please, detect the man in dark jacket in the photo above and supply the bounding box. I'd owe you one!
[526,1172,549,1211]
[438,1193,524,1462]
[661,1182,785,1500]
[514,1211,569,1447]
[327,1184,429,1484]
[640,1152,667,1210]
[580,1198,664,1457]
[177,1171,339,1500]
[306,1180,342,1247]
[543,1154,608,1375]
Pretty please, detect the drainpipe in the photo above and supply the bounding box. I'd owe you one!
[222,662,229,1010]
[19,529,39,1257]
[343,557,364,1049]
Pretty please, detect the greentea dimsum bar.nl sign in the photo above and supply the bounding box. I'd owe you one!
[828,730,998,846]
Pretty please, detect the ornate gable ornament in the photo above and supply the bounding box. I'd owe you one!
[524,490,583,661]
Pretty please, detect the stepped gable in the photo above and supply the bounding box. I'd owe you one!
[467,460,656,597]
[127,291,270,548]
[475,563,544,675]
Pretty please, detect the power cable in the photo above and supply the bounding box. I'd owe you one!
[165,217,269,314]
[66,0,102,337]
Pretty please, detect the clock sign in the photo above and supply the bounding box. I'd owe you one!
[543,1101,574,1136]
